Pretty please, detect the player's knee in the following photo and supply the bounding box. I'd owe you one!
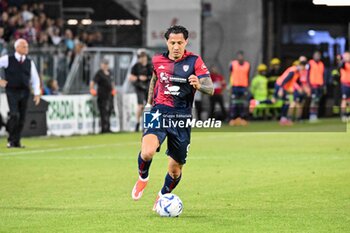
[168,169,181,179]
[140,148,156,161]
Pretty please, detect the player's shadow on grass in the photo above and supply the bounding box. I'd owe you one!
[149,213,207,218]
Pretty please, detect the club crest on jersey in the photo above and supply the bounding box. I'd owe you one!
[183,65,189,72]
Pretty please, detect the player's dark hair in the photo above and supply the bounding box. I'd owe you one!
[164,25,189,40]
[237,50,244,56]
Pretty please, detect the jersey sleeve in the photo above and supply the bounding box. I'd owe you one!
[194,56,210,79]
[151,57,158,76]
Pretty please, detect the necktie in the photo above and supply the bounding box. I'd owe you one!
[19,56,23,63]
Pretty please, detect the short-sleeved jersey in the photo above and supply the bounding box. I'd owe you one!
[152,51,210,110]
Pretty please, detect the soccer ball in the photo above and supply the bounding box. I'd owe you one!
[156,193,183,217]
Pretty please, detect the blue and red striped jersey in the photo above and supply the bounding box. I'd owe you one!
[152,51,210,109]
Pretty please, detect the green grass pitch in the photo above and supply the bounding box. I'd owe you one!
[0,121,349,233]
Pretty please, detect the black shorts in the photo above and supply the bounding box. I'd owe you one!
[341,84,350,100]
[136,89,147,105]
[143,105,191,165]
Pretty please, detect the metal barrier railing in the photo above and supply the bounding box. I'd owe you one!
[62,47,139,94]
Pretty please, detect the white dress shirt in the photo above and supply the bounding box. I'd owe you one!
[0,52,41,95]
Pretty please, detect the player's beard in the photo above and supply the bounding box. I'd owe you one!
[172,51,182,60]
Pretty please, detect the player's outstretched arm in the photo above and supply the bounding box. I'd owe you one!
[198,77,214,96]
[147,72,158,104]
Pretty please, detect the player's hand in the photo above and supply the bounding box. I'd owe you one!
[33,95,41,106]
[144,103,152,112]
[139,75,147,81]
[90,88,97,96]
[188,75,200,90]
[111,89,117,96]
[0,79,7,87]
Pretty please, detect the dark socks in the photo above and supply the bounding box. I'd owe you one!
[281,103,290,118]
[161,173,182,195]
[138,152,152,179]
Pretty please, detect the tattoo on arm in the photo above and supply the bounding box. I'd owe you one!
[147,73,158,104]
[198,77,214,95]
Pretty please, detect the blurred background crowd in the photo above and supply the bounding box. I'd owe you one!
[0,0,349,127]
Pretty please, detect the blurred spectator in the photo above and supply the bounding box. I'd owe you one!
[38,12,46,27]
[37,31,49,47]
[1,11,9,25]
[338,52,350,122]
[44,79,59,95]
[0,26,7,55]
[86,33,95,47]
[4,16,16,42]
[266,58,283,119]
[93,31,103,46]
[0,0,8,14]
[250,64,268,118]
[7,6,18,18]
[34,3,45,16]
[275,61,307,125]
[194,92,203,120]
[129,51,152,131]
[32,15,41,32]
[21,4,33,22]
[308,51,325,122]
[24,20,36,43]
[90,59,116,133]
[78,31,89,45]
[63,29,74,51]
[209,65,227,120]
[229,50,250,126]
[13,24,26,40]
[49,27,61,46]
[267,58,282,98]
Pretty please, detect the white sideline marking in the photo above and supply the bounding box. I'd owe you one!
[0,142,139,156]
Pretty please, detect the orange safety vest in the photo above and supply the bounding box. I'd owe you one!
[340,62,350,85]
[230,60,250,87]
[299,69,308,84]
[276,66,300,91]
[308,59,324,86]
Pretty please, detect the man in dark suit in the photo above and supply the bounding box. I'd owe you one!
[0,38,41,148]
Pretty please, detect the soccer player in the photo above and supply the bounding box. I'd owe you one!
[338,51,350,122]
[131,25,214,210]
[275,60,307,125]
[250,60,307,125]
[308,51,325,122]
[229,51,250,126]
